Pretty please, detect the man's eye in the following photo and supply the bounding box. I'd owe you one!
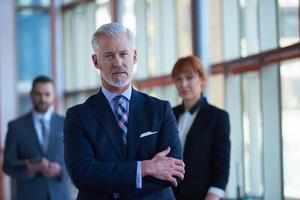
[120,52,128,57]
[105,54,113,59]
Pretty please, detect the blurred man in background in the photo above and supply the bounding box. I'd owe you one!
[3,76,71,200]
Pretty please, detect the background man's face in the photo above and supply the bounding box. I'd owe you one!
[31,82,55,113]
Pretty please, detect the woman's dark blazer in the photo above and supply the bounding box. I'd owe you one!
[172,97,230,200]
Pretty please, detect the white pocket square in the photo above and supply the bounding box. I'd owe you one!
[140,131,158,138]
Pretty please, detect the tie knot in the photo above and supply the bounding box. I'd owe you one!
[39,118,46,124]
[114,95,126,104]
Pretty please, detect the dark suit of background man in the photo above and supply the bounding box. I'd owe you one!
[64,22,185,200]
[171,56,230,200]
[3,76,71,200]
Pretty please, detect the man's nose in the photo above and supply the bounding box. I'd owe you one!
[113,55,122,66]
[40,95,48,101]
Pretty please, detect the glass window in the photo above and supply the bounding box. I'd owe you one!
[17,95,32,115]
[242,72,263,198]
[278,0,300,47]
[65,92,96,110]
[95,0,111,28]
[17,10,51,82]
[176,0,192,57]
[208,0,223,63]
[280,58,300,199]
[16,4,51,114]
[64,2,99,92]
[239,0,259,57]
[135,0,180,79]
[123,0,136,35]
[17,0,50,6]
[208,74,225,109]
[140,85,180,107]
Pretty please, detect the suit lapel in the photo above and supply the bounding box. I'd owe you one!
[127,90,146,160]
[27,113,44,155]
[91,90,127,161]
[46,114,59,157]
[184,100,209,149]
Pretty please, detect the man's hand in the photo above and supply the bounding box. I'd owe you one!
[41,162,61,178]
[141,147,185,187]
[26,157,49,175]
[205,192,221,200]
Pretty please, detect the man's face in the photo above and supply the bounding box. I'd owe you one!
[92,32,137,92]
[30,82,55,113]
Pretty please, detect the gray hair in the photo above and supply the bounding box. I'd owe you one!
[91,22,135,52]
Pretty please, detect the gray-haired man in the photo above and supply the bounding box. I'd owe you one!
[64,22,185,200]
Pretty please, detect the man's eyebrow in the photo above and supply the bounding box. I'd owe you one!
[103,52,113,56]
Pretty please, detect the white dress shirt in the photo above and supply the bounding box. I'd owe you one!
[32,107,53,147]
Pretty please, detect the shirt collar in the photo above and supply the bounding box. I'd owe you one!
[32,107,53,122]
[183,96,207,114]
[101,86,132,103]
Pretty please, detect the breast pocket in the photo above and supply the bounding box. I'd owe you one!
[137,131,159,159]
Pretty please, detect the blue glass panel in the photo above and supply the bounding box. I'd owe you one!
[17,11,51,81]
[18,95,32,115]
[16,0,50,7]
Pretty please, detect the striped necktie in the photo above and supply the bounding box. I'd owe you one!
[113,95,128,144]
[40,118,49,152]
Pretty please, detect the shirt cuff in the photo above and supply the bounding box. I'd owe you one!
[208,187,225,197]
[136,161,142,189]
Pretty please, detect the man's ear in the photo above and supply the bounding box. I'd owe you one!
[133,49,137,65]
[92,54,101,70]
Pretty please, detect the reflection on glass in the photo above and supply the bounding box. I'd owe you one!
[140,85,179,107]
[64,3,99,91]
[95,0,111,28]
[281,58,300,199]
[123,0,136,35]
[65,92,93,110]
[17,0,50,6]
[278,0,300,47]
[17,11,51,82]
[176,0,192,57]
[18,95,32,115]
[239,0,259,57]
[144,0,177,77]
[208,74,225,109]
[242,72,264,198]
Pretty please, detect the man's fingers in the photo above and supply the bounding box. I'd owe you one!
[174,165,185,174]
[166,176,178,187]
[172,171,184,181]
[173,158,185,167]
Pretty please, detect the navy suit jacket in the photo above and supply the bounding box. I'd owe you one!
[64,88,182,200]
[3,112,71,200]
[172,98,230,200]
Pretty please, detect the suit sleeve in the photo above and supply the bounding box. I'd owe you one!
[3,123,32,180]
[136,101,183,196]
[64,107,137,194]
[211,111,230,189]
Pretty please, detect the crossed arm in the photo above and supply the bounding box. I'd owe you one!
[64,102,184,195]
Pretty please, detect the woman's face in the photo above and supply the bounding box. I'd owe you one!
[174,70,205,102]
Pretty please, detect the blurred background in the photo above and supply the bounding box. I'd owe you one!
[0,0,299,199]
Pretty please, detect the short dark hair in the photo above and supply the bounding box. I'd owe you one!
[31,76,54,92]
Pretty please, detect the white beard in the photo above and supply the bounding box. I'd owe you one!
[101,72,133,88]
